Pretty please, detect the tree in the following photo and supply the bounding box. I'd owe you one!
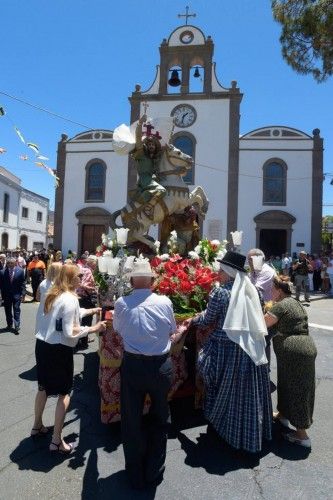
[272,0,333,82]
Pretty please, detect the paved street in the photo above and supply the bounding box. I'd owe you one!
[0,298,332,500]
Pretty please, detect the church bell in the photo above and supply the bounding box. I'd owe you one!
[193,66,201,78]
[168,69,181,87]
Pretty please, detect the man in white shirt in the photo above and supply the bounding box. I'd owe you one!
[113,258,177,490]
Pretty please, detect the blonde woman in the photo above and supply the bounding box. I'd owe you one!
[31,264,106,453]
[36,262,63,303]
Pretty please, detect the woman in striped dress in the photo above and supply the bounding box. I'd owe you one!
[192,251,272,453]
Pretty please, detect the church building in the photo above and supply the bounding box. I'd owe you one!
[54,23,323,257]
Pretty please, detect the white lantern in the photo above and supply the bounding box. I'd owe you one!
[115,228,129,245]
[252,255,264,271]
[230,230,243,247]
[97,256,107,274]
[124,255,136,272]
[107,257,121,276]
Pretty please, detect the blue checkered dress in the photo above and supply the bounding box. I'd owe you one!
[195,282,272,453]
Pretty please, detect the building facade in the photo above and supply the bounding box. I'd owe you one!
[54,24,323,257]
[0,167,49,251]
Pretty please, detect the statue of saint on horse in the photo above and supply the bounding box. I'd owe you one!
[111,114,209,249]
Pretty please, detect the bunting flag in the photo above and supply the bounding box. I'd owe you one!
[35,161,59,186]
[19,155,29,161]
[14,126,26,144]
[36,154,49,161]
[0,147,7,154]
[0,106,5,116]
[27,142,39,154]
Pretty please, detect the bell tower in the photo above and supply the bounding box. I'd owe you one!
[128,23,243,240]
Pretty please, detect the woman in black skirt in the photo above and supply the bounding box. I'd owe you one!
[31,264,106,453]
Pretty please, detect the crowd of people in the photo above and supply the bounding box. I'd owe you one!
[0,245,327,490]
[266,251,333,297]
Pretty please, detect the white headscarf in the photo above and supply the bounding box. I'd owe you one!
[220,263,268,366]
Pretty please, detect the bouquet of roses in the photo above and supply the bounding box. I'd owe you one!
[150,254,219,317]
[189,238,228,265]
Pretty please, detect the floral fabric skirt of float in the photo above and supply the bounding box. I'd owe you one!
[98,319,189,424]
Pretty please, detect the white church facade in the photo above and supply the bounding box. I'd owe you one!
[54,24,323,257]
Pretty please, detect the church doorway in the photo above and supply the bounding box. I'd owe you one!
[75,207,112,255]
[259,229,286,258]
[254,210,296,257]
[81,225,105,254]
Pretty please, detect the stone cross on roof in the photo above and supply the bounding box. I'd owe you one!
[178,6,196,25]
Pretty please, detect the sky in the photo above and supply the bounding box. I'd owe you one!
[0,0,332,214]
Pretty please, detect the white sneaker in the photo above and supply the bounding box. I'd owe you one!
[284,432,311,448]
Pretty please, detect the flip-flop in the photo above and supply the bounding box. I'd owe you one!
[49,441,74,455]
[30,426,50,440]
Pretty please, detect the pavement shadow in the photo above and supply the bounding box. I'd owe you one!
[81,450,157,500]
[66,350,124,497]
[9,431,79,472]
[177,430,261,475]
[177,420,310,476]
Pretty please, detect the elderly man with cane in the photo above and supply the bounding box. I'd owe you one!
[113,257,177,490]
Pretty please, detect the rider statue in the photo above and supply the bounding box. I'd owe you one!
[129,114,167,219]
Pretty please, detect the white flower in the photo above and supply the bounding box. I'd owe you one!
[170,230,177,240]
[160,253,170,261]
[216,249,227,259]
[107,239,113,249]
[222,240,228,245]
[101,233,108,245]
[154,240,161,249]
[103,250,113,257]
[194,244,201,254]
[212,260,221,272]
[188,251,200,260]
[211,239,220,246]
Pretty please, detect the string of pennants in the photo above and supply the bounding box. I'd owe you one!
[0,105,59,186]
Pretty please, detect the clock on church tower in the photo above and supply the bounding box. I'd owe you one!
[128,19,243,241]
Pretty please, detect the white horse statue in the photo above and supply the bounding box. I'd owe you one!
[110,144,209,249]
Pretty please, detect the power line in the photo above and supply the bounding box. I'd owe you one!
[1,89,332,183]
[0,90,94,130]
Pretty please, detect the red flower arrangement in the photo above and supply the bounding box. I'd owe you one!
[150,254,218,316]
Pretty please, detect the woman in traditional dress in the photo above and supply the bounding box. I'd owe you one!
[264,275,317,448]
[192,251,272,453]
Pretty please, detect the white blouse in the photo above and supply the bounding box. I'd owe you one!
[35,291,90,347]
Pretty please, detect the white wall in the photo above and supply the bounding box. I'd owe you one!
[61,142,128,254]
[141,99,230,239]
[18,191,48,250]
[0,180,20,249]
[238,140,313,254]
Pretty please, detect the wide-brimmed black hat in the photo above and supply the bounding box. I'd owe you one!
[217,251,247,273]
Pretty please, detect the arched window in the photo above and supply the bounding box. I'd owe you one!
[3,193,9,223]
[173,133,196,184]
[20,235,28,250]
[85,160,106,202]
[263,159,287,205]
[1,233,8,250]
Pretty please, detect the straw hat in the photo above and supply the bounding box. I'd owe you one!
[128,257,155,278]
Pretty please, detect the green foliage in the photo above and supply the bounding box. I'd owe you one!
[272,0,333,82]
[93,270,108,293]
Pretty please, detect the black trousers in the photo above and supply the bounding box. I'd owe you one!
[4,296,21,328]
[313,269,322,292]
[120,352,172,486]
